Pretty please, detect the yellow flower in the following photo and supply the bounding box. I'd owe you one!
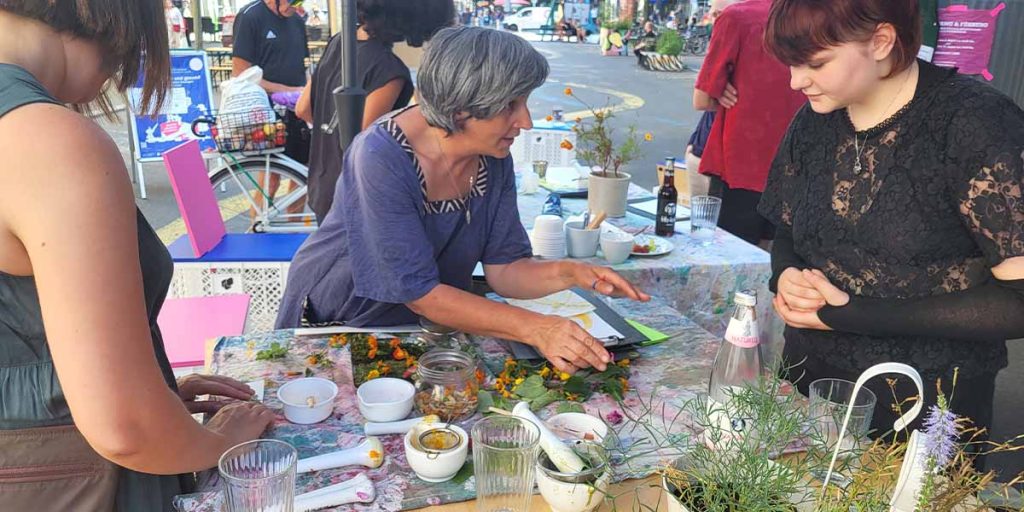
[564,87,573,96]
[539,366,551,378]
[514,377,525,386]
[366,369,381,380]
[560,372,571,381]
[619,377,630,392]
[617,358,631,367]
[560,140,574,151]
[644,132,653,142]
[545,115,554,122]
[566,392,580,401]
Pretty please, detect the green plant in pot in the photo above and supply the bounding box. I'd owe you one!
[562,87,648,218]
[656,30,684,57]
[661,376,810,512]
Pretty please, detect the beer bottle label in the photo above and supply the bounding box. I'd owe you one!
[658,203,676,224]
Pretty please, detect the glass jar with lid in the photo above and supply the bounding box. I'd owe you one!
[413,349,480,422]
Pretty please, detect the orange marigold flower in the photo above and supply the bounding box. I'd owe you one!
[389,337,401,349]
[545,115,554,122]
[560,140,574,150]
[644,132,653,142]
[501,390,513,398]
[617,358,631,367]
[475,368,486,384]
[574,116,582,124]
[392,347,407,360]
[564,87,573,96]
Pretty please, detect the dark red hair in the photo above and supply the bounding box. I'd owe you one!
[765,0,921,76]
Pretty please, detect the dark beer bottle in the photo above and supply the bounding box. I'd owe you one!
[655,158,678,236]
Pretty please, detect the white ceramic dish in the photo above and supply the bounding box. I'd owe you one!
[631,234,674,256]
[600,232,633,265]
[536,443,610,512]
[403,423,469,483]
[545,413,609,444]
[278,377,338,424]
[357,378,415,423]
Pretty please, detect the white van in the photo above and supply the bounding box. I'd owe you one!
[502,6,552,32]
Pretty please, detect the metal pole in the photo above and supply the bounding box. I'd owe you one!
[192,0,204,50]
[332,0,366,153]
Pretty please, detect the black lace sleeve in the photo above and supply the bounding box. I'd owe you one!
[758,105,810,228]
[947,86,1024,266]
[819,278,1024,341]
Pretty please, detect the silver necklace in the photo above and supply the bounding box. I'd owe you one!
[851,68,912,175]
[434,132,475,224]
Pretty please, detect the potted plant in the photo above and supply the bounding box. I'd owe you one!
[562,87,648,218]
[660,377,809,512]
[639,30,687,72]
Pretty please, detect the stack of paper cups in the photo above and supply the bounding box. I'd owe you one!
[531,215,565,259]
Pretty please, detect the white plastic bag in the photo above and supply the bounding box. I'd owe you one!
[218,66,276,142]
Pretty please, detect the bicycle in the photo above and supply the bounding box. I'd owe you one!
[191,108,316,234]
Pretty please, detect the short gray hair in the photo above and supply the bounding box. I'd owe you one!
[417,27,550,133]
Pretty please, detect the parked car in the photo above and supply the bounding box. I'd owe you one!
[502,6,551,32]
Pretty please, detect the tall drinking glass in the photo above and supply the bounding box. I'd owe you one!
[219,439,298,512]
[472,415,541,512]
[689,195,722,245]
[809,378,877,457]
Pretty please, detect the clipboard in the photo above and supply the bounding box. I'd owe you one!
[503,288,651,361]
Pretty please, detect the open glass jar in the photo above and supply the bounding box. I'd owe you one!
[415,318,469,351]
[413,349,480,422]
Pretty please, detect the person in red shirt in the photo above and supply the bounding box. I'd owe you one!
[693,0,805,246]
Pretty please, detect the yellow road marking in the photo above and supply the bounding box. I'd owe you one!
[561,82,645,120]
[155,192,251,244]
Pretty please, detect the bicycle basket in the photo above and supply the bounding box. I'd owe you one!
[194,109,287,155]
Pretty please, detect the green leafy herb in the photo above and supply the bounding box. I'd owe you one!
[556,401,586,414]
[513,375,548,400]
[254,342,288,360]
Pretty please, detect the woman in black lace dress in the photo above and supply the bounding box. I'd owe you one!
[759,0,1024,435]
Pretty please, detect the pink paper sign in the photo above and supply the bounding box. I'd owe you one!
[934,3,1005,80]
[158,294,250,368]
[162,140,226,257]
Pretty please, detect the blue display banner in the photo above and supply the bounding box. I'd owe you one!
[129,50,217,161]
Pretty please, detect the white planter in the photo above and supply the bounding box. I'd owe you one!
[587,171,631,218]
[662,475,691,512]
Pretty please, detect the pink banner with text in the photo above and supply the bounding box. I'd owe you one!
[934,3,1005,80]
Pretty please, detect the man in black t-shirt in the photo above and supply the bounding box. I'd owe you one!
[232,0,310,165]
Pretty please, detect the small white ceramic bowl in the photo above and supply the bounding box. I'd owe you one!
[600,232,633,265]
[545,413,610,444]
[357,378,415,423]
[403,423,469,483]
[277,377,338,424]
[536,442,610,512]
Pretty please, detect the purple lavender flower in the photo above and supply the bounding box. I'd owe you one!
[921,404,959,470]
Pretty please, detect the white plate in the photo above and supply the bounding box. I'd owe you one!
[631,234,673,256]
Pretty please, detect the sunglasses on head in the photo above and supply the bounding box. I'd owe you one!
[287,0,304,7]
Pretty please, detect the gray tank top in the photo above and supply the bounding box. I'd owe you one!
[0,63,191,510]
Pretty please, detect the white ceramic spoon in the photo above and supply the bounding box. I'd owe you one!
[293,473,376,512]
[296,437,384,474]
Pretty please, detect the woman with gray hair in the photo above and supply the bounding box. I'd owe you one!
[277,27,649,373]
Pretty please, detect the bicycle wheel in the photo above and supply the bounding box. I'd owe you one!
[208,156,311,233]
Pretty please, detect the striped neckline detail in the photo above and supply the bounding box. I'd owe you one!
[380,115,488,215]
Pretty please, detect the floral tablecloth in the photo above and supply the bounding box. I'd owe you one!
[517,184,784,363]
[172,298,723,512]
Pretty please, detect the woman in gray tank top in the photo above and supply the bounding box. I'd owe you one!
[0,2,275,510]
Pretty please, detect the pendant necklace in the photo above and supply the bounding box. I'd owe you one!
[434,132,475,224]
[850,67,912,175]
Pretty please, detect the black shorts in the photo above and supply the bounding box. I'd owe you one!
[283,110,310,165]
[708,175,775,245]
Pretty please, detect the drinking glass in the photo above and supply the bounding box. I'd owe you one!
[689,195,721,245]
[219,439,298,512]
[472,415,541,512]
[809,378,877,458]
[532,160,549,180]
